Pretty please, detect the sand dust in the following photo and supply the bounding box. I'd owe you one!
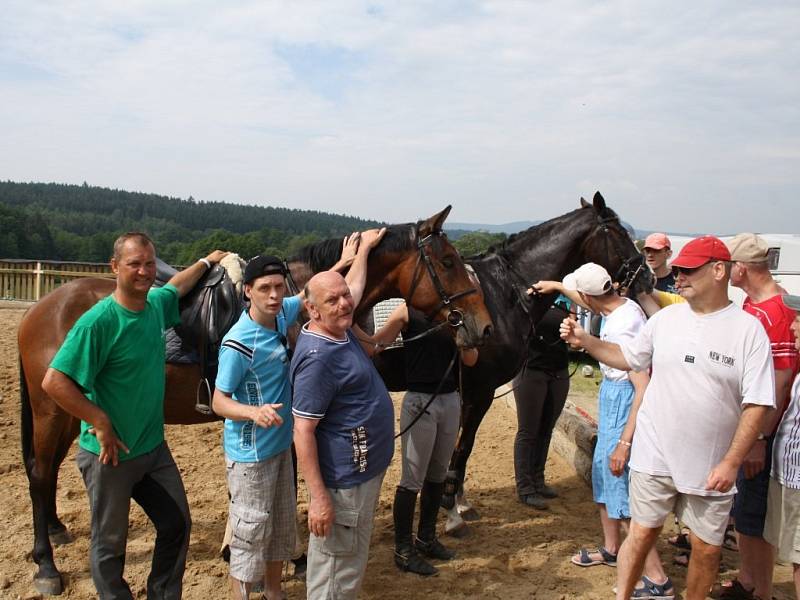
[0,307,794,599]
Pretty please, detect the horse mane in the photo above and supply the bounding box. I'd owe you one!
[290,222,415,271]
[472,203,620,260]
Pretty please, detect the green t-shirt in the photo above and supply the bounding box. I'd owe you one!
[50,284,181,460]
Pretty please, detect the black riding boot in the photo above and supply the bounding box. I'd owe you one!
[415,480,456,561]
[393,487,437,576]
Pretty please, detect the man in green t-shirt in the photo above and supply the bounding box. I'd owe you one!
[42,232,228,600]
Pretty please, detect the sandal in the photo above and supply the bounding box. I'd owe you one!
[723,524,738,552]
[570,546,617,567]
[667,531,691,552]
[672,551,689,568]
[712,579,755,600]
[614,575,676,599]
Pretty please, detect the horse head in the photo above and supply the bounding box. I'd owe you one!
[578,191,653,297]
[360,206,493,349]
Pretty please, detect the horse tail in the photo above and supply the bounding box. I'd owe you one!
[19,357,35,472]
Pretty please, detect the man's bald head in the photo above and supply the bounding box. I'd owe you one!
[305,271,347,304]
[304,271,355,339]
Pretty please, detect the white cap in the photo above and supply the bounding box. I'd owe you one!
[562,263,613,296]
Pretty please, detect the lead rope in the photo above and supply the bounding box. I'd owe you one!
[394,347,459,439]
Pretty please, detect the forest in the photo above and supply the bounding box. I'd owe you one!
[0,181,506,264]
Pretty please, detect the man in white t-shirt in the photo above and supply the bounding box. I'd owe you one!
[561,236,776,600]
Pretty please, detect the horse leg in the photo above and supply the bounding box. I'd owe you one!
[443,387,493,535]
[27,412,77,595]
[47,434,76,545]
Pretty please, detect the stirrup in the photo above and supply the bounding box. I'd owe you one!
[194,378,214,415]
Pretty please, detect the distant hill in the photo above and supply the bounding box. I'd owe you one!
[448,218,649,239]
[447,221,539,236]
[0,181,381,263]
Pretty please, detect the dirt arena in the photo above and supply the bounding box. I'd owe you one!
[0,305,794,599]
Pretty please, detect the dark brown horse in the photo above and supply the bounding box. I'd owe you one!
[18,206,493,595]
[373,193,652,533]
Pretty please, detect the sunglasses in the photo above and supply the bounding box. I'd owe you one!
[671,260,726,278]
[672,264,704,277]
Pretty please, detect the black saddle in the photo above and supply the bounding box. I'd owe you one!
[156,258,242,349]
[156,258,243,414]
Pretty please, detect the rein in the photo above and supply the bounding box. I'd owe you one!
[380,227,484,437]
[394,347,459,439]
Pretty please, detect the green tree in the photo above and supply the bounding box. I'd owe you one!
[453,231,507,257]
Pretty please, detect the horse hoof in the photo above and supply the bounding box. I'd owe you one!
[34,575,63,595]
[445,522,471,538]
[459,507,480,521]
[49,529,74,546]
[441,494,455,510]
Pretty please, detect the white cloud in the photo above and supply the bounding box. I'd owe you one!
[1,0,798,233]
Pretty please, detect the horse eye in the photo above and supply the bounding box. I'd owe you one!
[441,257,454,269]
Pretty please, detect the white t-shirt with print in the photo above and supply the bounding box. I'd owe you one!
[600,298,647,382]
[772,374,800,490]
[621,302,775,496]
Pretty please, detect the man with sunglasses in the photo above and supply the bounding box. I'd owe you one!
[720,233,798,600]
[561,236,777,600]
[212,235,365,600]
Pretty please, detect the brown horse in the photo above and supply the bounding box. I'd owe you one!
[18,206,493,595]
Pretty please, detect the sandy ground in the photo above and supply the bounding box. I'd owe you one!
[0,306,795,599]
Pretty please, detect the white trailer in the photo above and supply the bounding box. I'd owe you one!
[668,233,800,304]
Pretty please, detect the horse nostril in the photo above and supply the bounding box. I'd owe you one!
[483,325,493,338]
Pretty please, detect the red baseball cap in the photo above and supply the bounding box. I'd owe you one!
[644,232,671,250]
[670,236,731,269]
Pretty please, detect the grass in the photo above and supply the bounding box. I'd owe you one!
[567,351,601,396]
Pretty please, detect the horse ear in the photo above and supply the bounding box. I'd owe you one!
[592,191,606,211]
[580,197,590,208]
[418,205,452,236]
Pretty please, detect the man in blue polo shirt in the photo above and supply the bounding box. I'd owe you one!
[290,229,390,600]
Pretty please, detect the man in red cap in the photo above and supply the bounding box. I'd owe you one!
[560,235,777,600]
[643,233,676,293]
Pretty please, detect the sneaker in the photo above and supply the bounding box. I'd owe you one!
[519,493,548,510]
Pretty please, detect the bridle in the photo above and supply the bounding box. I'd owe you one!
[590,214,648,296]
[405,229,478,331]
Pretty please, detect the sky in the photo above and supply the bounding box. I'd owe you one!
[1,1,798,234]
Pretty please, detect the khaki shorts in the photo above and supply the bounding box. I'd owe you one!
[764,477,800,564]
[629,469,733,546]
[306,471,386,600]
[226,448,296,583]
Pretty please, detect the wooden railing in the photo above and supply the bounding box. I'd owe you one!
[0,260,115,302]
